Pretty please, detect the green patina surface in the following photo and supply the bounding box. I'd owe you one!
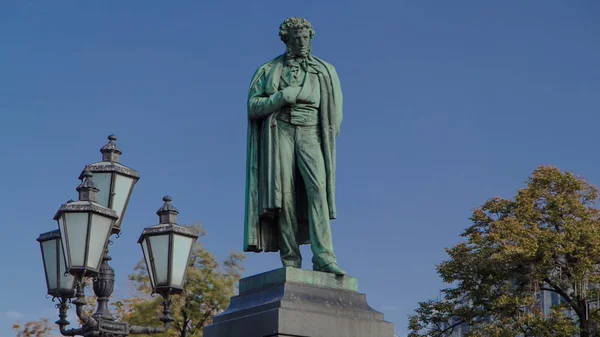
[239,267,358,294]
[243,17,345,276]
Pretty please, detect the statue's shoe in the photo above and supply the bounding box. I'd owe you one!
[317,263,346,276]
[284,263,302,269]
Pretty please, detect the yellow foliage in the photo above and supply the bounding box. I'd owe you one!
[409,166,600,337]
[12,319,52,337]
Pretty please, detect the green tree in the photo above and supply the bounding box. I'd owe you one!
[12,319,52,337]
[119,224,245,337]
[408,166,600,337]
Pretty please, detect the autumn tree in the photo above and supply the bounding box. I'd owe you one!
[118,224,245,337]
[12,319,53,337]
[408,166,600,337]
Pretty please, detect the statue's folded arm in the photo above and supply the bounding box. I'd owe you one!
[248,74,286,120]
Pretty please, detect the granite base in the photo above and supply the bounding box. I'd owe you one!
[203,267,394,337]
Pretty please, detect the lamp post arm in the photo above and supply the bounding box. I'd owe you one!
[57,277,98,337]
[57,301,95,337]
[59,325,93,337]
[74,299,97,328]
[73,278,98,328]
[55,280,98,337]
[54,298,87,337]
[129,295,174,335]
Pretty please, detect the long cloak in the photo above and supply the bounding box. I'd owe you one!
[244,54,343,252]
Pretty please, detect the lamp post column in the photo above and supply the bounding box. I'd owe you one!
[93,247,116,321]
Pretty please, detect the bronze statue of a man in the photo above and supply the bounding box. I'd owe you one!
[243,17,345,275]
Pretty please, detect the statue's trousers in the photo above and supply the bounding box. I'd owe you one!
[277,119,337,269]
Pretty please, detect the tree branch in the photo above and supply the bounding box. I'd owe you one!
[190,303,221,335]
[429,318,465,337]
[543,278,580,316]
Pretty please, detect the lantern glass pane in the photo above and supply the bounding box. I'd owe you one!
[91,173,112,208]
[171,235,194,288]
[149,234,170,285]
[58,217,68,268]
[58,243,75,291]
[64,212,89,268]
[86,213,113,269]
[141,239,156,289]
[41,239,58,290]
[113,174,135,220]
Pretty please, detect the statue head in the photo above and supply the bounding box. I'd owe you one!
[279,17,315,58]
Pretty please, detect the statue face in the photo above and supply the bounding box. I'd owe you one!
[287,28,311,58]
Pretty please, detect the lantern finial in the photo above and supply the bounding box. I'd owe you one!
[101,134,122,162]
[157,196,179,224]
[77,171,99,202]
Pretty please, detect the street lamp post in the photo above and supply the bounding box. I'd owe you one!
[37,135,198,337]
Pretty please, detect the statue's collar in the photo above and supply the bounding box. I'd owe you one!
[272,54,319,68]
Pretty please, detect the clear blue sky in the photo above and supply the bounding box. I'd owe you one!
[1,1,598,336]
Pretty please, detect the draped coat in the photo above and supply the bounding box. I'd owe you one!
[243,54,343,252]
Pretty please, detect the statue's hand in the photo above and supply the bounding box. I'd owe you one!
[281,86,301,105]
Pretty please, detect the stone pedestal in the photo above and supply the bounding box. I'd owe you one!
[204,267,394,337]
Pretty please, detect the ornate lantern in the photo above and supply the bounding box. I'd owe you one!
[37,229,76,298]
[80,135,139,234]
[138,196,198,296]
[55,171,118,276]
